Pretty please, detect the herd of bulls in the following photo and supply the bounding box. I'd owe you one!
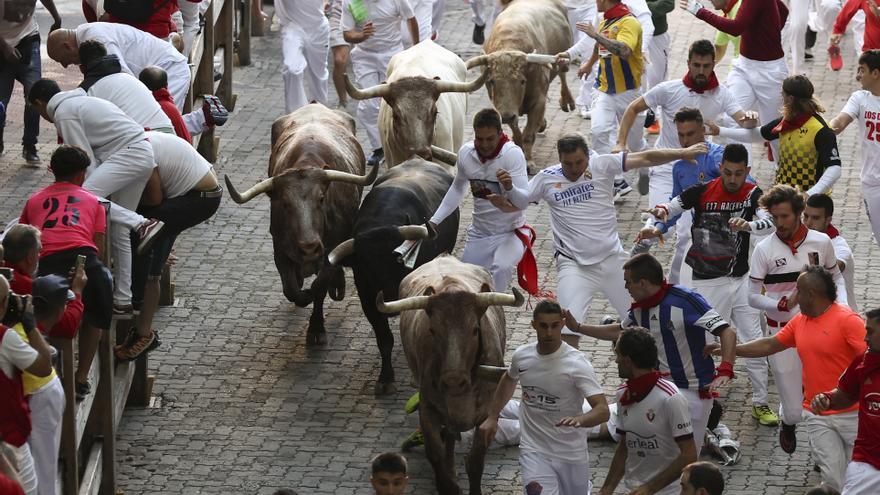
[223,0,580,491]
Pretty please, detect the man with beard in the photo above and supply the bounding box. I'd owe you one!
[479,299,609,495]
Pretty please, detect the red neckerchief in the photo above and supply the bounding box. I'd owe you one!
[152,87,176,105]
[682,72,720,94]
[476,133,509,163]
[603,2,631,19]
[779,223,808,254]
[826,224,840,239]
[619,371,662,405]
[857,351,880,378]
[630,282,674,310]
[723,0,738,14]
[772,112,813,135]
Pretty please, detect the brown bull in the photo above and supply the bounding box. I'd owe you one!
[225,103,377,344]
[378,256,523,494]
[466,0,574,171]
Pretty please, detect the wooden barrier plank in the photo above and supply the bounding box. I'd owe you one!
[239,0,252,66]
[77,444,102,495]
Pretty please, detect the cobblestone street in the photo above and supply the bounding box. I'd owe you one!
[2,1,878,493]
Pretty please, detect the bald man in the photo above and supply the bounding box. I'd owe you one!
[139,66,192,142]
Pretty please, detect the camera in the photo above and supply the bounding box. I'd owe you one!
[0,267,29,325]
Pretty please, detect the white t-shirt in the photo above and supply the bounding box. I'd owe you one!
[749,230,842,323]
[88,73,173,132]
[76,22,188,77]
[0,0,38,46]
[616,379,693,495]
[508,342,604,463]
[643,80,742,150]
[341,0,414,54]
[0,326,37,378]
[146,132,212,198]
[840,90,880,187]
[431,141,528,237]
[831,234,858,313]
[276,0,328,28]
[528,152,626,265]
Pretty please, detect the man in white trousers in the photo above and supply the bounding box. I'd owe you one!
[803,194,859,313]
[277,0,330,113]
[829,49,880,251]
[46,23,229,136]
[748,184,848,454]
[177,0,203,56]
[429,109,530,292]
[683,0,789,162]
[342,0,418,167]
[28,80,163,312]
[492,133,708,348]
[403,0,433,45]
[469,0,501,44]
[783,0,812,75]
[638,143,779,427]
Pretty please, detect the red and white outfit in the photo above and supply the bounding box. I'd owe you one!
[431,138,530,291]
[277,0,330,113]
[616,374,694,495]
[826,225,859,313]
[837,351,880,495]
[526,152,632,337]
[839,89,880,253]
[811,0,865,57]
[1,325,38,495]
[508,342,604,495]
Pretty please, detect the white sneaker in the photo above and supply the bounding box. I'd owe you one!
[578,105,591,120]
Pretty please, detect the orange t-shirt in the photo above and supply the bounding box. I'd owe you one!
[775,303,867,415]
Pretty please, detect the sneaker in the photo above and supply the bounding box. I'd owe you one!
[643,109,656,128]
[114,329,158,362]
[613,179,632,202]
[75,380,91,402]
[806,27,817,49]
[367,148,384,168]
[631,238,652,255]
[600,315,617,325]
[136,219,166,255]
[637,168,650,195]
[22,145,40,167]
[779,422,797,454]
[202,94,229,127]
[578,105,591,120]
[405,392,420,414]
[828,45,843,71]
[751,404,780,426]
[401,429,424,452]
[646,121,660,135]
[472,24,485,45]
[804,51,814,60]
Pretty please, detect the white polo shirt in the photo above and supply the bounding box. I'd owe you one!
[528,151,626,265]
[341,0,414,54]
[147,132,213,198]
[643,79,742,150]
[616,378,693,495]
[749,229,842,324]
[87,73,173,132]
[508,342,604,464]
[840,89,880,187]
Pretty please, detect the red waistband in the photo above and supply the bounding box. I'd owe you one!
[767,317,788,328]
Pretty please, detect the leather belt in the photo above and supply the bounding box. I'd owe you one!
[186,185,223,198]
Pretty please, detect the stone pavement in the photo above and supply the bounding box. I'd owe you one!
[1,1,877,494]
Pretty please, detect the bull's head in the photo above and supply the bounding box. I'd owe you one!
[344,72,486,161]
[377,286,524,399]
[466,51,556,124]
[224,164,378,284]
[327,222,436,267]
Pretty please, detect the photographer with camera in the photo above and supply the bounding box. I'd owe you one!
[0,275,53,495]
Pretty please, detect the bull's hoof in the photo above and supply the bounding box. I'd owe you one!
[560,96,576,113]
[374,381,397,395]
[306,331,327,345]
[328,268,346,301]
[538,119,547,134]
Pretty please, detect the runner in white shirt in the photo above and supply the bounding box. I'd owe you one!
[276,0,330,113]
[342,0,418,167]
[615,39,756,208]
[402,0,433,45]
[748,184,847,453]
[829,50,880,252]
[429,109,530,291]
[506,133,708,348]
[803,194,859,313]
[598,327,696,495]
[479,300,609,495]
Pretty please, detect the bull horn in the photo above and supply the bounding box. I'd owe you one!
[474,287,525,307]
[397,225,432,240]
[324,162,379,186]
[476,365,509,382]
[430,145,458,166]
[327,238,355,266]
[224,175,274,204]
[376,291,432,314]
[465,55,490,69]
[344,72,391,100]
[525,54,558,65]
[434,69,488,94]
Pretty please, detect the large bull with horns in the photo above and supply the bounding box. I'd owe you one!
[378,256,523,494]
[345,39,486,167]
[327,159,459,394]
[224,103,377,344]
[466,0,574,171]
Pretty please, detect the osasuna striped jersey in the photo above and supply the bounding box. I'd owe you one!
[623,286,730,390]
[616,379,693,495]
[749,229,842,323]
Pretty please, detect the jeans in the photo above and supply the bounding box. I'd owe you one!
[0,33,41,147]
